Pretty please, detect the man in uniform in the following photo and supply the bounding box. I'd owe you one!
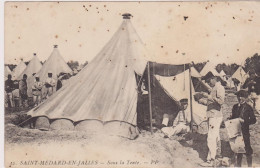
[45,72,56,98]
[230,90,256,167]
[243,69,260,113]
[19,74,28,108]
[5,74,15,108]
[32,75,43,106]
[161,98,190,137]
[200,72,225,167]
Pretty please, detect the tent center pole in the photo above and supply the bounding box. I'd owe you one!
[147,62,153,134]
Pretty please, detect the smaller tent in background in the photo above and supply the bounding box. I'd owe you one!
[232,66,248,84]
[4,65,12,80]
[219,70,227,82]
[77,64,85,71]
[219,70,226,77]
[37,45,72,80]
[17,53,42,80]
[200,62,219,77]
[27,45,72,97]
[12,59,27,80]
[227,77,235,88]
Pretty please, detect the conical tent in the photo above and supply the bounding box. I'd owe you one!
[232,66,248,84]
[36,45,72,80]
[4,66,12,80]
[17,53,42,80]
[28,15,147,139]
[12,60,27,80]
[200,62,219,76]
[27,46,72,97]
[219,70,226,77]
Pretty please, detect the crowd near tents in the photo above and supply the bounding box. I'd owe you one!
[27,45,72,97]
[4,13,253,139]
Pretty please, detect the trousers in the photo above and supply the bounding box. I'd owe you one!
[6,92,14,108]
[207,116,223,161]
[161,123,190,137]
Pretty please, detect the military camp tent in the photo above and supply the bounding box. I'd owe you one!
[200,62,219,76]
[227,76,235,88]
[232,66,248,84]
[219,70,226,77]
[12,60,27,80]
[27,14,148,139]
[4,65,12,80]
[17,53,42,80]
[27,45,72,97]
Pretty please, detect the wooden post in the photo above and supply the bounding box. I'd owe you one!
[189,65,194,132]
[147,62,153,134]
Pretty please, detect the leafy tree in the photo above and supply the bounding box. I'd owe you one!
[230,63,239,75]
[67,60,79,70]
[5,64,16,71]
[194,61,207,72]
[25,61,30,66]
[244,53,260,75]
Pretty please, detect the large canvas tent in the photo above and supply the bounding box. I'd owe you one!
[27,45,72,97]
[231,66,248,84]
[200,62,219,76]
[17,53,42,80]
[12,60,27,80]
[4,65,12,80]
[27,14,147,139]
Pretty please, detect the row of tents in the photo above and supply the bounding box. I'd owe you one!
[7,13,250,139]
[5,45,73,97]
[199,61,249,88]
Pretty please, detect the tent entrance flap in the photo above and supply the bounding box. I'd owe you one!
[142,63,207,127]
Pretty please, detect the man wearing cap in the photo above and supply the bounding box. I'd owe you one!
[200,72,225,167]
[243,69,260,113]
[230,90,256,167]
[45,72,56,98]
[5,74,15,108]
[32,75,43,106]
[161,98,190,137]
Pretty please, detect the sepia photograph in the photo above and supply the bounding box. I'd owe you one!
[3,1,260,167]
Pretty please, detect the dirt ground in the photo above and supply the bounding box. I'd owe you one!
[4,91,260,168]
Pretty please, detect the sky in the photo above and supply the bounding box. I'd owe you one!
[4,1,260,65]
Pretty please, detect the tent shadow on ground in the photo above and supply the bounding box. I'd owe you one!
[179,132,234,161]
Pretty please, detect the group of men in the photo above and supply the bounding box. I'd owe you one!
[160,69,259,167]
[5,72,62,109]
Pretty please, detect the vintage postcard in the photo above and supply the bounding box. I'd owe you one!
[3,1,260,168]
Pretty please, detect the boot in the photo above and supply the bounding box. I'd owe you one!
[246,155,252,167]
[236,153,243,167]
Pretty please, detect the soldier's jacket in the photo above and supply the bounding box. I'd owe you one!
[231,102,256,155]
